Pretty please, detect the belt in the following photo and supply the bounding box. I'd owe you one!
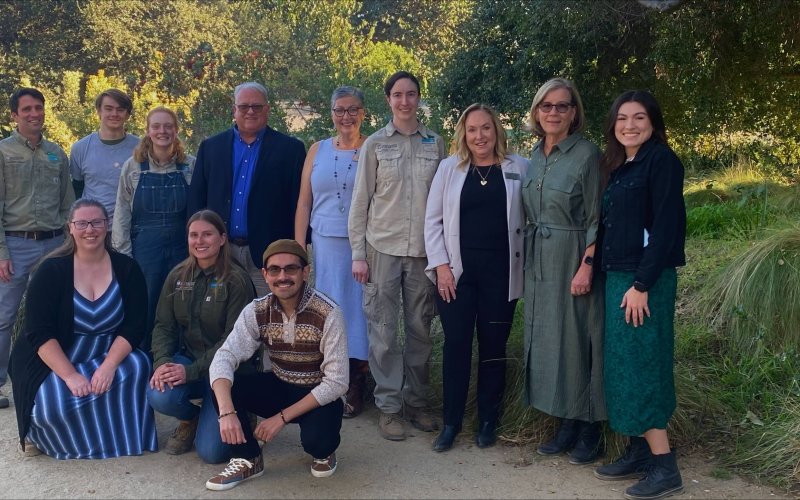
[5,228,64,241]
[230,238,249,246]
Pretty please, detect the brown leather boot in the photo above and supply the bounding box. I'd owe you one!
[343,359,369,418]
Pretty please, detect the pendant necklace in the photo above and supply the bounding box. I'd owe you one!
[473,164,496,186]
[333,136,361,213]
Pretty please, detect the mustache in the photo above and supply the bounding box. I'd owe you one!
[274,280,295,287]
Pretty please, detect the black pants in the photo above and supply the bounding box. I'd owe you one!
[215,372,343,459]
[436,247,518,428]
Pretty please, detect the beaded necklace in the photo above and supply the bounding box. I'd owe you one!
[333,136,361,213]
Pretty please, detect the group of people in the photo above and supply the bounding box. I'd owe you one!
[0,70,686,500]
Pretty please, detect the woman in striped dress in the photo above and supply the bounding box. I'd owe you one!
[10,198,157,459]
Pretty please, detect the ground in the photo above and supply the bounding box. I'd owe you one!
[0,393,787,500]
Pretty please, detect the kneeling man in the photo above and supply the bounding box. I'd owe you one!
[205,239,348,490]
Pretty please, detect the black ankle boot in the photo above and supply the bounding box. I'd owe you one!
[537,419,582,455]
[569,421,605,465]
[594,436,651,480]
[433,425,459,452]
[623,449,683,500]
[475,421,497,448]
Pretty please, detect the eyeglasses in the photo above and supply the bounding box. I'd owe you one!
[71,219,107,230]
[264,264,303,277]
[332,106,363,117]
[235,104,267,113]
[538,102,574,114]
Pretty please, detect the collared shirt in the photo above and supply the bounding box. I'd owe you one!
[209,285,348,406]
[0,130,74,260]
[151,263,255,383]
[230,126,266,239]
[348,120,446,259]
[111,153,196,255]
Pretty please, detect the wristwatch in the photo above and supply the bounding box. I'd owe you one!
[632,281,648,292]
[583,255,593,266]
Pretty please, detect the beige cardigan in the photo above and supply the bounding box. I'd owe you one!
[424,153,529,301]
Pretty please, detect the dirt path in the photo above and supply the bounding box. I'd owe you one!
[0,394,787,499]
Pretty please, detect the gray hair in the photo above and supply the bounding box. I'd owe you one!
[330,86,365,109]
[233,82,269,103]
[528,77,586,138]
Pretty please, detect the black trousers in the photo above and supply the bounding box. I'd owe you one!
[436,247,518,428]
[215,372,343,459]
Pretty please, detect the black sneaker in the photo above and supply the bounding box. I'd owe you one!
[537,419,582,455]
[594,436,651,480]
[623,450,683,500]
[569,421,604,465]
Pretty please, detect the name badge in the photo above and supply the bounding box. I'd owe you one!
[504,172,521,180]
[421,137,436,144]
[46,152,59,162]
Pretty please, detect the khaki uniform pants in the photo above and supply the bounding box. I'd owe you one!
[364,244,436,413]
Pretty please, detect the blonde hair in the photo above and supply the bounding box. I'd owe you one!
[451,103,508,170]
[528,77,586,138]
[133,106,187,164]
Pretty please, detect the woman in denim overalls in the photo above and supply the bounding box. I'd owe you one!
[113,106,196,354]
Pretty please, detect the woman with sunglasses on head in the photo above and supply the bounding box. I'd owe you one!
[424,103,527,451]
[295,86,370,419]
[10,198,157,459]
[522,77,606,465]
[112,106,196,355]
[592,90,686,500]
[147,209,255,463]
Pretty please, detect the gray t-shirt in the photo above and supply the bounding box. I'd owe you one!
[69,132,140,221]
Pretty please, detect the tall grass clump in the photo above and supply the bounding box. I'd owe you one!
[701,227,800,357]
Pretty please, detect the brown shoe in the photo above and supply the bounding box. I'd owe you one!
[165,416,198,455]
[405,405,439,432]
[311,452,337,478]
[205,455,264,491]
[378,411,407,441]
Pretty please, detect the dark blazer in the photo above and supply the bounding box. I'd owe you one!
[187,126,306,266]
[596,138,686,290]
[10,251,148,448]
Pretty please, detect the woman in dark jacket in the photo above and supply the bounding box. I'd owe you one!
[10,198,157,458]
[593,90,686,500]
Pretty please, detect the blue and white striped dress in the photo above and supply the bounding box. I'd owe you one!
[28,277,158,459]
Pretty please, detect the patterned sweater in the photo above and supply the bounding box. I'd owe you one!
[209,285,348,406]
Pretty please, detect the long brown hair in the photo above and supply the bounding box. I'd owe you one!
[133,106,187,164]
[174,210,237,298]
[600,90,668,182]
[46,198,113,259]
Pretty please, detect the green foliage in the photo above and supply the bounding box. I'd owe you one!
[702,227,800,358]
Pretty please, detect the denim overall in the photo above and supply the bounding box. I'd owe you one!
[131,160,189,354]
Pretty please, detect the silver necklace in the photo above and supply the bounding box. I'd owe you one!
[472,164,497,186]
[333,137,360,213]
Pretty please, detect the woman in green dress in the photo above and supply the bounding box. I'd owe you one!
[592,90,686,500]
[522,77,606,465]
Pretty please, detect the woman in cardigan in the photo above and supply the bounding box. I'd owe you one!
[147,209,255,462]
[10,198,157,458]
[424,103,527,451]
[593,90,686,500]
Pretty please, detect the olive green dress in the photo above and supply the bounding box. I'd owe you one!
[522,132,606,421]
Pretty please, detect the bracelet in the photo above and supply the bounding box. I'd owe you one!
[279,409,289,424]
[217,410,237,421]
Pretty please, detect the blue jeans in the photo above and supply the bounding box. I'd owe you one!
[0,235,63,387]
[146,354,231,463]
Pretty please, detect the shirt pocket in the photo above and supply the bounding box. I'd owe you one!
[415,145,440,182]
[3,156,28,197]
[199,281,229,334]
[545,174,577,194]
[376,148,402,183]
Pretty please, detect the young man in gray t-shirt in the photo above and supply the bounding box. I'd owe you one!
[70,89,139,224]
